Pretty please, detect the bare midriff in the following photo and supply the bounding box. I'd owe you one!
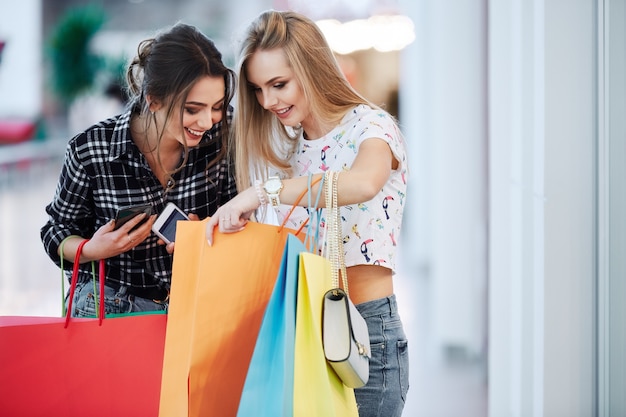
[344,264,394,305]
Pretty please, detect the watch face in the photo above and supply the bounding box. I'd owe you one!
[264,177,282,194]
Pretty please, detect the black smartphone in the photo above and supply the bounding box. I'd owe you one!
[114,203,152,231]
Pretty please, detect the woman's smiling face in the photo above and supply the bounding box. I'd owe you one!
[245,48,311,130]
[154,75,226,147]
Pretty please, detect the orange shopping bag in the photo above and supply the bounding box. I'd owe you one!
[158,218,298,417]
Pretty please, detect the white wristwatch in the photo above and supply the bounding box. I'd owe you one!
[263,176,284,207]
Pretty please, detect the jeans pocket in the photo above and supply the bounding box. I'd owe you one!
[397,339,409,402]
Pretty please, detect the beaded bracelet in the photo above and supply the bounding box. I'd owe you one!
[254,180,268,206]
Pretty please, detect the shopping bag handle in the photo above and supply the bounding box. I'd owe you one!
[303,173,325,253]
[63,239,106,328]
[278,174,323,235]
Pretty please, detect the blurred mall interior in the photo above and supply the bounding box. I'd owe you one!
[1,1,624,416]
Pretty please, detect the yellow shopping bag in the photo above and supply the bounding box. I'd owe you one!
[294,251,359,417]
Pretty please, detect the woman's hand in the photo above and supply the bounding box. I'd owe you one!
[205,187,259,245]
[158,213,200,254]
[80,213,156,262]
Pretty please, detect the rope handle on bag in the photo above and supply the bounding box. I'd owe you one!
[304,173,326,253]
[324,170,349,294]
[278,174,324,235]
[59,235,76,316]
[60,236,96,316]
[62,238,106,328]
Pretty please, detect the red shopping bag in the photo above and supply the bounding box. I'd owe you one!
[0,238,167,417]
[0,312,167,417]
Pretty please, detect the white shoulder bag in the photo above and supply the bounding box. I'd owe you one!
[321,170,371,388]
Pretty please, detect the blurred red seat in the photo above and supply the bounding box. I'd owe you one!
[0,120,36,144]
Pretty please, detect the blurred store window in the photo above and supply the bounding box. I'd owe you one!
[0,39,6,63]
[288,0,415,119]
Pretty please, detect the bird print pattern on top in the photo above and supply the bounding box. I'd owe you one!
[275,104,408,273]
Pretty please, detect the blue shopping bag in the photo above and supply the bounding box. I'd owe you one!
[236,234,305,417]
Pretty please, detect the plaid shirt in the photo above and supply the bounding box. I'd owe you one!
[41,108,237,289]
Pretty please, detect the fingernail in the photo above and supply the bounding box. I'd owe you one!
[206,239,212,247]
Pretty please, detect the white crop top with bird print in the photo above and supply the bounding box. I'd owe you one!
[275,104,408,273]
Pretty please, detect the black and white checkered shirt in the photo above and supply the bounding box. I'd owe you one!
[41,107,237,289]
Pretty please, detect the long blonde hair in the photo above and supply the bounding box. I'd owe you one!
[233,10,373,190]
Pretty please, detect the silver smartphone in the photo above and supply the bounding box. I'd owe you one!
[151,202,189,244]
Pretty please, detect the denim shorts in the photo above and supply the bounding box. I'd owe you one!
[354,294,409,417]
[68,281,168,317]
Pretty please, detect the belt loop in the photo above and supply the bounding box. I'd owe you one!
[387,294,397,315]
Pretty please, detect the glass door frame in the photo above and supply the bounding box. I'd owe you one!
[598,0,626,415]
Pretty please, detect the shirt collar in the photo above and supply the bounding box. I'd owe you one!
[108,109,136,162]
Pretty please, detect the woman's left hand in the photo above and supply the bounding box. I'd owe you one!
[205,187,258,245]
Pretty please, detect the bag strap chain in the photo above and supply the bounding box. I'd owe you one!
[325,170,348,294]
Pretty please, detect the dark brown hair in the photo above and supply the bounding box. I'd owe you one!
[127,22,236,188]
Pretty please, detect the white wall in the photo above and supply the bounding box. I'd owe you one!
[544,1,596,414]
[0,0,42,119]
[489,0,596,416]
[488,1,544,414]
[402,0,488,361]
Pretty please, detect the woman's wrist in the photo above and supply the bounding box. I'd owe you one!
[254,180,268,206]
[58,236,91,263]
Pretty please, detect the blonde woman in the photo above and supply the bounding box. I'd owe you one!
[206,10,409,416]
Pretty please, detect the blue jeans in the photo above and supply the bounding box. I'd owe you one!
[68,281,168,317]
[354,295,409,417]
